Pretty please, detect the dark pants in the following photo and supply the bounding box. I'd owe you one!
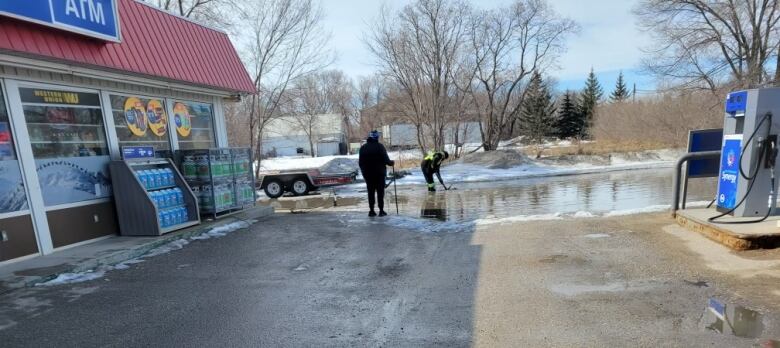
[365,174,386,211]
[422,166,436,191]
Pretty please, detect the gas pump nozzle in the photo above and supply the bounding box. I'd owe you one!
[765,134,778,169]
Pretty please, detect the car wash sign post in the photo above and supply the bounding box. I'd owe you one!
[0,0,120,42]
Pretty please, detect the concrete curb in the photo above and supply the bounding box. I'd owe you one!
[1,206,274,292]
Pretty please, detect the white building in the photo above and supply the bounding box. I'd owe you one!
[382,122,483,149]
[262,114,347,157]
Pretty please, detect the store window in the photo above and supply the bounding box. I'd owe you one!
[19,87,112,206]
[172,101,216,149]
[0,84,28,214]
[110,94,171,152]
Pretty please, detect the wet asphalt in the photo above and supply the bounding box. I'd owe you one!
[1,210,780,346]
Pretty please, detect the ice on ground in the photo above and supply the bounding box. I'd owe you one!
[364,215,472,233]
[36,219,258,287]
[37,270,106,287]
[143,239,190,258]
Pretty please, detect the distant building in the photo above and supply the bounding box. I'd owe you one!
[360,98,483,149]
[381,122,483,149]
[262,113,347,157]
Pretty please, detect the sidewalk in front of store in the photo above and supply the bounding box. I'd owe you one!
[0,206,274,293]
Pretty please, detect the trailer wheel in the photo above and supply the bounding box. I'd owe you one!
[264,179,284,199]
[291,178,311,196]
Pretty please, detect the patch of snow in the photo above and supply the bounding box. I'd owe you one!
[573,211,597,218]
[584,233,611,239]
[37,270,106,287]
[475,213,564,226]
[603,205,670,217]
[190,220,256,240]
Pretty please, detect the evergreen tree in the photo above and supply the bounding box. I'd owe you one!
[556,91,581,139]
[578,68,603,138]
[520,72,558,149]
[610,71,629,102]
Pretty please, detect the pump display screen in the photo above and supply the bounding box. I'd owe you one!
[717,135,742,210]
[725,91,747,117]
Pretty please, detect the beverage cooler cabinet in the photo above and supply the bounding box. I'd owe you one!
[110,148,201,236]
[177,148,256,219]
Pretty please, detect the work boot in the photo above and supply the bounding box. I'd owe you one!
[428,187,436,192]
[369,210,377,217]
[379,211,388,217]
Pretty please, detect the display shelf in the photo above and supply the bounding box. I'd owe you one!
[160,220,199,234]
[175,147,256,220]
[110,156,200,236]
[146,184,178,191]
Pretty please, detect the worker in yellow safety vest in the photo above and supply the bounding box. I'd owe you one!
[420,150,450,192]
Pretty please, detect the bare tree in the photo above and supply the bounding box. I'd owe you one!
[146,0,238,30]
[351,74,388,140]
[367,0,471,153]
[232,0,332,175]
[287,70,350,157]
[466,0,577,150]
[636,0,780,91]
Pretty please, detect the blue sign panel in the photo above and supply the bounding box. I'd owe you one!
[0,0,120,42]
[725,91,748,117]
[122,146,155,160]
[687,128,723,178]
[717,135,742,210]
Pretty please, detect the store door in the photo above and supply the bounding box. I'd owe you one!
[0,80,39,262]
[5,81,118,254]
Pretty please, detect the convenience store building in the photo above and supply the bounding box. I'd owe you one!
[0,0,254,263]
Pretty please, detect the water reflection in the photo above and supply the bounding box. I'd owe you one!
[702,298,764,338]
[420,193,448,221]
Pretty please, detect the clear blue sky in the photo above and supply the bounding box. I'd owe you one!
[321,0,653,93]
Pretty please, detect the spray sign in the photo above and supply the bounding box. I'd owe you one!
[717,135,742,210]
[0,0,120,42]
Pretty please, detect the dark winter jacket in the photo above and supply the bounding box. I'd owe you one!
[421,151,446,174]
[359,138,394,178]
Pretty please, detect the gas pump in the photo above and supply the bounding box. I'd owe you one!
[713,88,780,222]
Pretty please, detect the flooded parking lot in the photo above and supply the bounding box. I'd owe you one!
[262,168,715,222]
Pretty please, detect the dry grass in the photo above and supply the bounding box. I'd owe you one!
[591,91,723,148]
[521,140,669,157]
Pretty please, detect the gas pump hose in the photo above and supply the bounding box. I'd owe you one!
[709,112,776,224]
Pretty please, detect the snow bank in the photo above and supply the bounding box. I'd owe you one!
[319,158,359,174]
[459,150,529,169]
[395,149,684,185]
[258,150,420,174]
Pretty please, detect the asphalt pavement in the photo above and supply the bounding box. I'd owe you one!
[1,211,780,347]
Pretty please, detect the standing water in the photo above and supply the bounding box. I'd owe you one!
[261,168,716,223]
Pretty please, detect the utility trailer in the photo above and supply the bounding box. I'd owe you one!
[258,169,357,198]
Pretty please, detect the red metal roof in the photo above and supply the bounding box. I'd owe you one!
[0,0,254,94]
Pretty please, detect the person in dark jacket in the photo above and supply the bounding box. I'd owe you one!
[359,130,395,217]
[421,150,449,192]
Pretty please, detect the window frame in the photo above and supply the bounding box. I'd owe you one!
[104,91,175,158]
[169,99,218,150]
